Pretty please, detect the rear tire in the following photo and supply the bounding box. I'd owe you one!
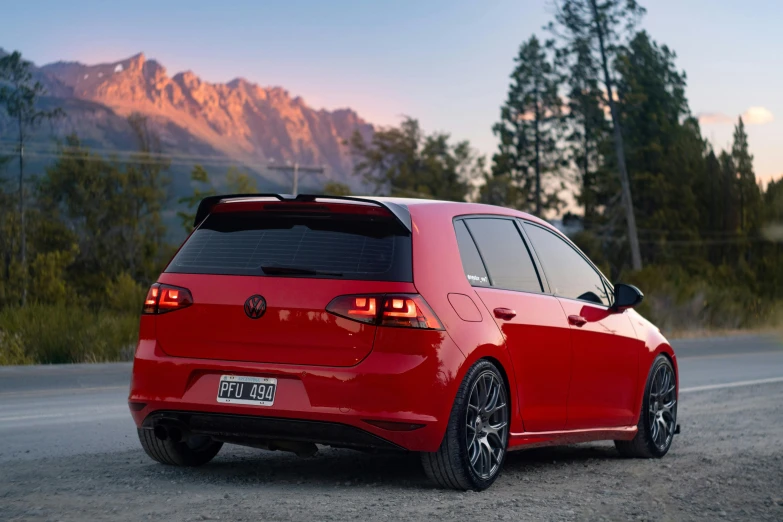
[615,355,677,458]
[421,359,510,491]
[137,428,223,466]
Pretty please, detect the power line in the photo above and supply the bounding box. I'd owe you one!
[267,163,325,196]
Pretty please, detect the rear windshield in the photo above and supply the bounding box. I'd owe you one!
[166,211,413,281]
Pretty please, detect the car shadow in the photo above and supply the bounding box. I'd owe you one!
[503,443,621,470]
[163,442,622,490]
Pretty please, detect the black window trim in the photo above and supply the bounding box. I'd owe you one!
[452,214,546,296]
[519,219,615,308]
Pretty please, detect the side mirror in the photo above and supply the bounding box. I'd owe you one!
[612,283,644,312]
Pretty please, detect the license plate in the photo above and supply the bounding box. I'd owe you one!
[217,375,277,406]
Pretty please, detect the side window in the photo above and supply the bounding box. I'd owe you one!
[523,223,610,306]
[464,218,542,293]
[454,221,490,286]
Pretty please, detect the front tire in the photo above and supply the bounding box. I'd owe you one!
[422,359,510,490]
[138,428,223,466]
[615,355,677,458]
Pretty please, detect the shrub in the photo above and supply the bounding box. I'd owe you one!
[623,264,780,333]
[104,272,147,314]
[0,329,33,365]
[0,304,139,364]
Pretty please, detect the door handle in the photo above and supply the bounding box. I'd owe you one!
[493,308,517,320]
[568,314,587,327]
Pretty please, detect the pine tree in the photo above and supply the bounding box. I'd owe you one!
[0,51,64,304]
[177,165,216,231]
[559,36,608,225]
[731,117,762,233]
[551,0,646,269]
[613,32,701,264]
[490,36,565,215]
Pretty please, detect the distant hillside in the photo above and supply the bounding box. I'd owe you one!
[0,48,375,194]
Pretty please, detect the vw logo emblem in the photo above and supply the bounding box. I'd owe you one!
[244,295,266,319]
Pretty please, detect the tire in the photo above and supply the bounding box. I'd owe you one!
[421,359,510,491]
[137,428,223,466]
[615,355,677,458]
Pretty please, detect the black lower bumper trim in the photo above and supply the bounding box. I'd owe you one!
[142,411,405,451]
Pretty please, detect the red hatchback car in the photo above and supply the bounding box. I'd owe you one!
[129,194,678,490]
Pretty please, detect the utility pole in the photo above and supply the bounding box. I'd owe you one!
[267,162,325,196]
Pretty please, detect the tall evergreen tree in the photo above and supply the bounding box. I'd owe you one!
[177,165,216,232]
[124,113,170,278]
[559,37,608,224]
[552,0,646,270]
[731,117,762,233]
[491,35,565,215]
[0,51,64,304]
[615,32,700,255]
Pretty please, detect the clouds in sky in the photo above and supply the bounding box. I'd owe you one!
[743,106,775,125]
[698,106,774,126]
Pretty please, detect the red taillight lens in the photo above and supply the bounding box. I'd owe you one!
[381,295,442,329]
[326,294,442,330]
[142,283,193,314]
[325,295,379,324]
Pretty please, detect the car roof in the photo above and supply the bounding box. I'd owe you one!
[366,196,556,230]
[198,193,558,235]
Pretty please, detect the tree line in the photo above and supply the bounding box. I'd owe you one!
[346,0,783,315]
[1,0,782,339]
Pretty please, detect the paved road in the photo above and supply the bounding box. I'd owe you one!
[0,334,781,463]
[1,334,782,521]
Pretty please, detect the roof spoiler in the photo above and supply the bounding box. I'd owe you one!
[193,193,412,233]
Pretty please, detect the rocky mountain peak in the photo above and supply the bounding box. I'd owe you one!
[32,51,374,188]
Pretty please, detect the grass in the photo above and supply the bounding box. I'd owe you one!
[623,266,781,334]
[0,304,139,365]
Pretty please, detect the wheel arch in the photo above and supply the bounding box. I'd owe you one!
[453,344,520,433]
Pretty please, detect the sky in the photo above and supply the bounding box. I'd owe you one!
[2,0,781,184]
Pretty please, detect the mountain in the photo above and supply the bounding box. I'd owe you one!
[1,48,374,193]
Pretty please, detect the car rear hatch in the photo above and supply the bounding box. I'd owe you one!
[155,197,416,367]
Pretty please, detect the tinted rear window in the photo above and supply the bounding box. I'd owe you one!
[166,212,412,281]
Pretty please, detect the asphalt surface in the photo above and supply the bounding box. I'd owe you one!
[1,334,782,521]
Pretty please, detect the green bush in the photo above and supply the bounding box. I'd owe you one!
[622,264,781,333]
[0,329,34,365]
[104,272,147,314]
[0,304,139,364]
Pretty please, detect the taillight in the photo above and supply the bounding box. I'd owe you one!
[326,294,443,330]
[142,283,193,314]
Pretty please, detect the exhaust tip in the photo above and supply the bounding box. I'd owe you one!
[153,425,168,441]
[167,426,183,443]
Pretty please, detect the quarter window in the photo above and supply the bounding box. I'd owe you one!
[523,223,610,306]
[464,218,542,293]
[454,221,490,286]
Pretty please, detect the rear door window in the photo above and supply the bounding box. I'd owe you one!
[522,223,610,306]
[166,212,412,281]
[463,218,543,293]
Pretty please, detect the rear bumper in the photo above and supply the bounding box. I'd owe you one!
[141,411,404,451]
[129,327,465,452]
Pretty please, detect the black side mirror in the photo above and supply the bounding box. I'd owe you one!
[612,283,644,312]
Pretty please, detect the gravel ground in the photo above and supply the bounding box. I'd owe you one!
[1,383,782,522]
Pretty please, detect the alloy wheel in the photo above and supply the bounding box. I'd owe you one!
[465,370,508,479]
[648,363,677,451]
